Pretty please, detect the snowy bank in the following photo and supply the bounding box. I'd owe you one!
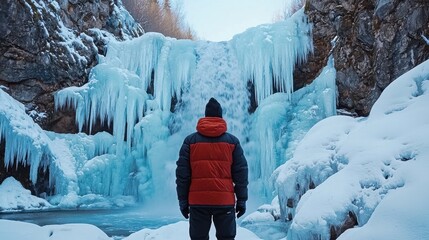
[125,221,261,240]
[0,177,51,212]
[0,220,111,240]
[0,220,261,240]
[273,59,429,239]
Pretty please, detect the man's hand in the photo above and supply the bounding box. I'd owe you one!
[236,201,246,218]
[179,200,189,219]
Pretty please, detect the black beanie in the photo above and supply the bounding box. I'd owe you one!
[205,97,222,118]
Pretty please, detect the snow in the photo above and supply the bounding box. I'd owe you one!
[272,59,429,240]
[240,198,287,239]
[0,177,51,212]
[28,109,47,122]
[0,220,260,240]
[0,220,111,240]
[125,221,261,240]
[422,34,429,45]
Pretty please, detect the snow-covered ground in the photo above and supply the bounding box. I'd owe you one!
[0,220,260,240]
[0,178,51,212]
[270,59,429,239]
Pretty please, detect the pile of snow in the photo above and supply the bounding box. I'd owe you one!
[0,220,260,240]
[0,177,51,212]
[125,221,261,240]
[0,220,110,240]
[241,198,288,240]
[273,59,429,239]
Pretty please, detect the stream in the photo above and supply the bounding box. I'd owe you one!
[0,208,181,239]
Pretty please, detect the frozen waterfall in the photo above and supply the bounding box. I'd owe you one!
[1,9,336,206]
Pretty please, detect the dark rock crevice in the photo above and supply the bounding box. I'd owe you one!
[0,141,52,197]
[329,211,358,240]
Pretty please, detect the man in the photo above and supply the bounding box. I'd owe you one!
[176,97,249,240]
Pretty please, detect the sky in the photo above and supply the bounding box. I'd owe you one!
[176,0,286,42]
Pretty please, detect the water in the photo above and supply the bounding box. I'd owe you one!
[0,208,181,239]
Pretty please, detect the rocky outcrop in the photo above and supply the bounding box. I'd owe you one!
[0,0,142,193]
[0,0,143,131]
[299,0,429,115]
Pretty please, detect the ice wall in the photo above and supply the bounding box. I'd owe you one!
[248,56,336,198]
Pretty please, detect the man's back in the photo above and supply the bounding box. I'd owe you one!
[181,117,246,206]
[176,98,248,240]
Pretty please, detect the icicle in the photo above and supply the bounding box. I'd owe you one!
[154,39,173,111]
[231,8,313,105]
[55,32,195,156]
[1,89,46,184]
[250,94,290,197]
[169,40,196,101]
[0,89,78,197]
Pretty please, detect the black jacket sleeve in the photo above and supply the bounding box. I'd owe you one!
[176,137,191,202]
[231,139,248,202]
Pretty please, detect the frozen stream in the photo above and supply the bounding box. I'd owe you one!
[0,206,290,240]
[0,208,181,239]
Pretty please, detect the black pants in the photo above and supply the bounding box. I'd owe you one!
[189,206,236,240]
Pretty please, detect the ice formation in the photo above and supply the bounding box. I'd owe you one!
[248,56,336,197]
[0,177,52,211]
[1,8,334,209]
[0,88,80,206]
[51,8,323,203]
[231,8,313,104]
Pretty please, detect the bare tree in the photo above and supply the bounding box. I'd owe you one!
[273,0,305,21]
[122,0,195,39]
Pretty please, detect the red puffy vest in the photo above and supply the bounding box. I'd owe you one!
[188,117,236,206]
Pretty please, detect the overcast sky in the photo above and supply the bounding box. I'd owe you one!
[176,0,285,42]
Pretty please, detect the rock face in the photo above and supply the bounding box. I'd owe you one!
[299,0,429,115]
[0,0,143,194]
[0,0,143,132]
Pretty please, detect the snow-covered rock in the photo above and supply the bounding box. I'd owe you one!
[0,177,51,212]
[0,220,110,240]
[274,59,429,239]
[124,221,261,240]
